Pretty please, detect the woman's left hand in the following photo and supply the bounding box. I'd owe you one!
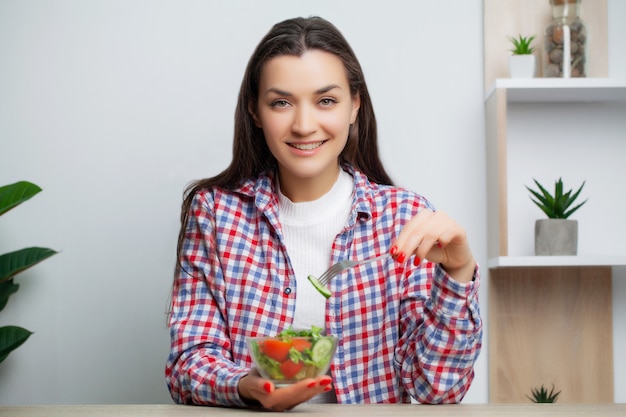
[238,368,332,411]
[391,209,475,283]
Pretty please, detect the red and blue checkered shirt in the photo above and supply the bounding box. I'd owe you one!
[165,165,482,406]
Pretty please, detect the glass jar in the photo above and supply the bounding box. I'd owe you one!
[543,0,587,78]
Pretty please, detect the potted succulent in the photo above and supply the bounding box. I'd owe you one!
[0,181,57,363]
[526,384,561,403]
[508,34,537,78]
[526,177,587,256]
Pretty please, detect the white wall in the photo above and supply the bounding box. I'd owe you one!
[0,0,622,406]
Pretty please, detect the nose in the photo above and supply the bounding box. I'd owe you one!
[291,104,317,136]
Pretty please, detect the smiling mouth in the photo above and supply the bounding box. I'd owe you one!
[289,141,326,151]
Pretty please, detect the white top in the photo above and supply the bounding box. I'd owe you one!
[277,168,354,331]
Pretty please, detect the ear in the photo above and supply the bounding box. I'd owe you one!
[248,102,262,128]
[349,93,361,124]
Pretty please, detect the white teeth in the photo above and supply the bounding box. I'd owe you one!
[291,141,324,151]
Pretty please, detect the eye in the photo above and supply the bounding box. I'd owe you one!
[319,97,337,107]
[270,99,291,109]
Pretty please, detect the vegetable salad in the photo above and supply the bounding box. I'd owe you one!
[248,327,336,382]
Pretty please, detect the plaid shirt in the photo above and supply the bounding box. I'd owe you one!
[165,165,482,406]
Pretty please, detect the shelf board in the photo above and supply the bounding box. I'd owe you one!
[485,78,626,102]
[488,256,626,269]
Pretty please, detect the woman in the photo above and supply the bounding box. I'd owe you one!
[166,16,482,411]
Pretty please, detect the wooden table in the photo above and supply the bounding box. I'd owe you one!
[1,403,625,416]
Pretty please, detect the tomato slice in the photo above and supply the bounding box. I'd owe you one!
[261,339,292,362]
[291,339,312,352]
[279,359,304,379]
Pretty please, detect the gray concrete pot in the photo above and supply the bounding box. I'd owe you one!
[534,219,578,255]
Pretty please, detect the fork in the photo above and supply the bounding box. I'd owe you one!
[317,253,391,286]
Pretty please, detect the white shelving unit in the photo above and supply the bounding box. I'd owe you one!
[488,256,626,269]
[485,77,626,269]
[485,78,626,102]
[485,77,625,403]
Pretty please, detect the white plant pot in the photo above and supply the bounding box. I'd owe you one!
[534,219,578,256]
[509,54,536,78]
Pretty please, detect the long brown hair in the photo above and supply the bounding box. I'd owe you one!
[176,16,393,266]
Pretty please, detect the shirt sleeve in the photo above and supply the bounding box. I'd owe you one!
[165,192,250,407]
[395,261,483,404]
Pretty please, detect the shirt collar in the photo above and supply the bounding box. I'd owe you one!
[232,164,377,222]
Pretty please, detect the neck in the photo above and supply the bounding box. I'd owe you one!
[278,165,341,203]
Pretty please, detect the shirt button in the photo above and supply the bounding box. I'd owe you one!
[284,287,292,295]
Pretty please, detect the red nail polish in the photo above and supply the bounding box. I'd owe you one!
[263,382,272,393]
[390,245,398,256]
[324,385,332,392]
[307,381,317,388]
[437,241,442,248]
[413,257,421,266]
[320,377,332,386]
[397,252,406,263]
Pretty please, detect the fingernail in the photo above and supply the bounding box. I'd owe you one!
[390,245,398,256]
[324,385,332,392]
[413,257,421,266]
[437,241,442,248]
[307,381,317,388]
[397,252,406,263]
[320,377,332,386]
[263,382,272,393]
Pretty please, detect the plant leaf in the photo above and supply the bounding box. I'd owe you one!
[527,384,561,403]
[527,180,556,218]
[526,187,546,205]
[563,200,588,219]
[0,325,33,364]
[555,178,564,200]
[562,181,587,218]
[508,34,535,54]
[531,179,553,206]
[0,181,42,217]
[527,178,586,219]
[0,247,58,283]
[0,279,20,312]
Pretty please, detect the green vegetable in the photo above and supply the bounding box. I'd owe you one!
[307,275,331,298]
[311,338,334,364]
[278,326,324,340]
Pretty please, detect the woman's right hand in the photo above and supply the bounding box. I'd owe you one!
[238,368,333,411]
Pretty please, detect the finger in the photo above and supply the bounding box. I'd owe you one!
[262,376,332,411]
[396,209,452,261]
[392,209,435,257]
[414,211,454,259]
[238,370,277,407]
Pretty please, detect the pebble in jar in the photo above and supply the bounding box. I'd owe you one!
[543,0,587,78]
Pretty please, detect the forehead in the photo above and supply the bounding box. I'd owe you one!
[259,50,350,92]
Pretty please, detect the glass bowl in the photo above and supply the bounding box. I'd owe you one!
[247,335,337,386]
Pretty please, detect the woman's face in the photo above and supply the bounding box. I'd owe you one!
[251,49,360,202]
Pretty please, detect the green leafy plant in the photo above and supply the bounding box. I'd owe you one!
[526,177,587,219]
[509,34,536,55]
[0,181,57,363]
[526,384,561,403]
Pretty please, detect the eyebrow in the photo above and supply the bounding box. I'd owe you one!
[264,84,342,96]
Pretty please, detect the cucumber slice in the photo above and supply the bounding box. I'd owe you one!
[311,337,334,363]
[307,275,331,299]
